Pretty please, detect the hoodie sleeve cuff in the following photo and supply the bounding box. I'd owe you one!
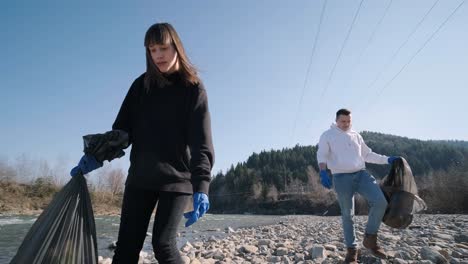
[193,180,210,194]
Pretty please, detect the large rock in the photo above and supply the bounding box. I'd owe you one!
[421,246,449,264]
[434,233,454,241]
[190,259,201,264]
[258,239,274,247]
[310,245,326,259]
[240,245,258,254]
[275,247,288,256]
[454,233,468,243]
[324,244,337,251]
[181,255,191,264]
[212,250,225,260]
[394,258,408,264]
[267,256,282,262]
[294,253,305,261]
[452,248,468,258]
[181,241,194,252]
[98,257,112,264]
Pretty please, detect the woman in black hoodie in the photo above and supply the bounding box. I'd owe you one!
[111,22,214,264]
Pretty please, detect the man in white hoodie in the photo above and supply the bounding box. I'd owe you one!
[317,108,399,263]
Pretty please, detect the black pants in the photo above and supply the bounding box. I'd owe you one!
[112,185,190,264]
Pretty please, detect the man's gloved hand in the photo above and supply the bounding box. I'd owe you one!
[320,169,332,189]
[388,156,401,164]
[184,192,210,227]
[70,154,103,177]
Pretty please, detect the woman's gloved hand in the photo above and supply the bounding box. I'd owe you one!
[184,192,210,227]
[70,154,103,177]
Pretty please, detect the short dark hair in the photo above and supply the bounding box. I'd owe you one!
[336,108,351,119]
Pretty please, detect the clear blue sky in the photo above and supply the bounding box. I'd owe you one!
[1,0,467,179]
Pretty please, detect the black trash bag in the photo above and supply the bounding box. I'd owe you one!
[83,129,129,163]
[380,157,427,228]
[10,174,98,264]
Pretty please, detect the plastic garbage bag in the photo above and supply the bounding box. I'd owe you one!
[380,157,427,228]
[10,173,98,264]
[10,129,129,263]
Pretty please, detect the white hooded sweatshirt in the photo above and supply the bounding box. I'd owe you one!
[317,123,388,174]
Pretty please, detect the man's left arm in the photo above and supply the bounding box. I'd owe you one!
[359,135,389,164]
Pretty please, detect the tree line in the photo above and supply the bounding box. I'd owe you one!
[208,132,468,214]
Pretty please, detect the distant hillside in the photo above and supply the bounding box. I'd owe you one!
[432,139,468,149]
[209,132,468,214]
[360,131,467,177]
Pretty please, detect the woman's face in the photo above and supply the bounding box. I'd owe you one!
[149,43,179,73]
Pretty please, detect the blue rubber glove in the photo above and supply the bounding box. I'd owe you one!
[70,154,103,177]
[388,156,400,164]
[320,169,332,189]
[184,192,210,227]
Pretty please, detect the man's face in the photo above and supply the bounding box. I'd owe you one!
[336,114,352,131]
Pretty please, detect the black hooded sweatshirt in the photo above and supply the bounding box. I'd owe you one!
[112,72,214,194]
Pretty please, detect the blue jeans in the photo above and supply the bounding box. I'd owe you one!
[333,170,387,248]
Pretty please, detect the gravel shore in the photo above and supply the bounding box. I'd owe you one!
[99,214,468,264]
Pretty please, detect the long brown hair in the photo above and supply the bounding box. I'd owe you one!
[143,23,200,91]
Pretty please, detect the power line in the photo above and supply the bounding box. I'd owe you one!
[352,0,393,73]
[371,0,465,103]
[306,0,365,133]
[320,0,365,97]
[291,0,328,144]
[363,0,440,94]
[342,0,393,118]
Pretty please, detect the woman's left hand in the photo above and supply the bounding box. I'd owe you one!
[184,192,210,227]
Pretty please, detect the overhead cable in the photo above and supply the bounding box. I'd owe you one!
[291,0,328,144]
[372,0,465,101]
[320,0,365,97]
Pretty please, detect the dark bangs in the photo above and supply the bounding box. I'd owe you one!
[144,23,173,47]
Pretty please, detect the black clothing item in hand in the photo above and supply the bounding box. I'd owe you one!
[112,72,214,194]
[83,130,130,163]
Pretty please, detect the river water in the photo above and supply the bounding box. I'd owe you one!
[0,214,282,263]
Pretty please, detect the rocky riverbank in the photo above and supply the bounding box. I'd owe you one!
[98,214,468,264]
